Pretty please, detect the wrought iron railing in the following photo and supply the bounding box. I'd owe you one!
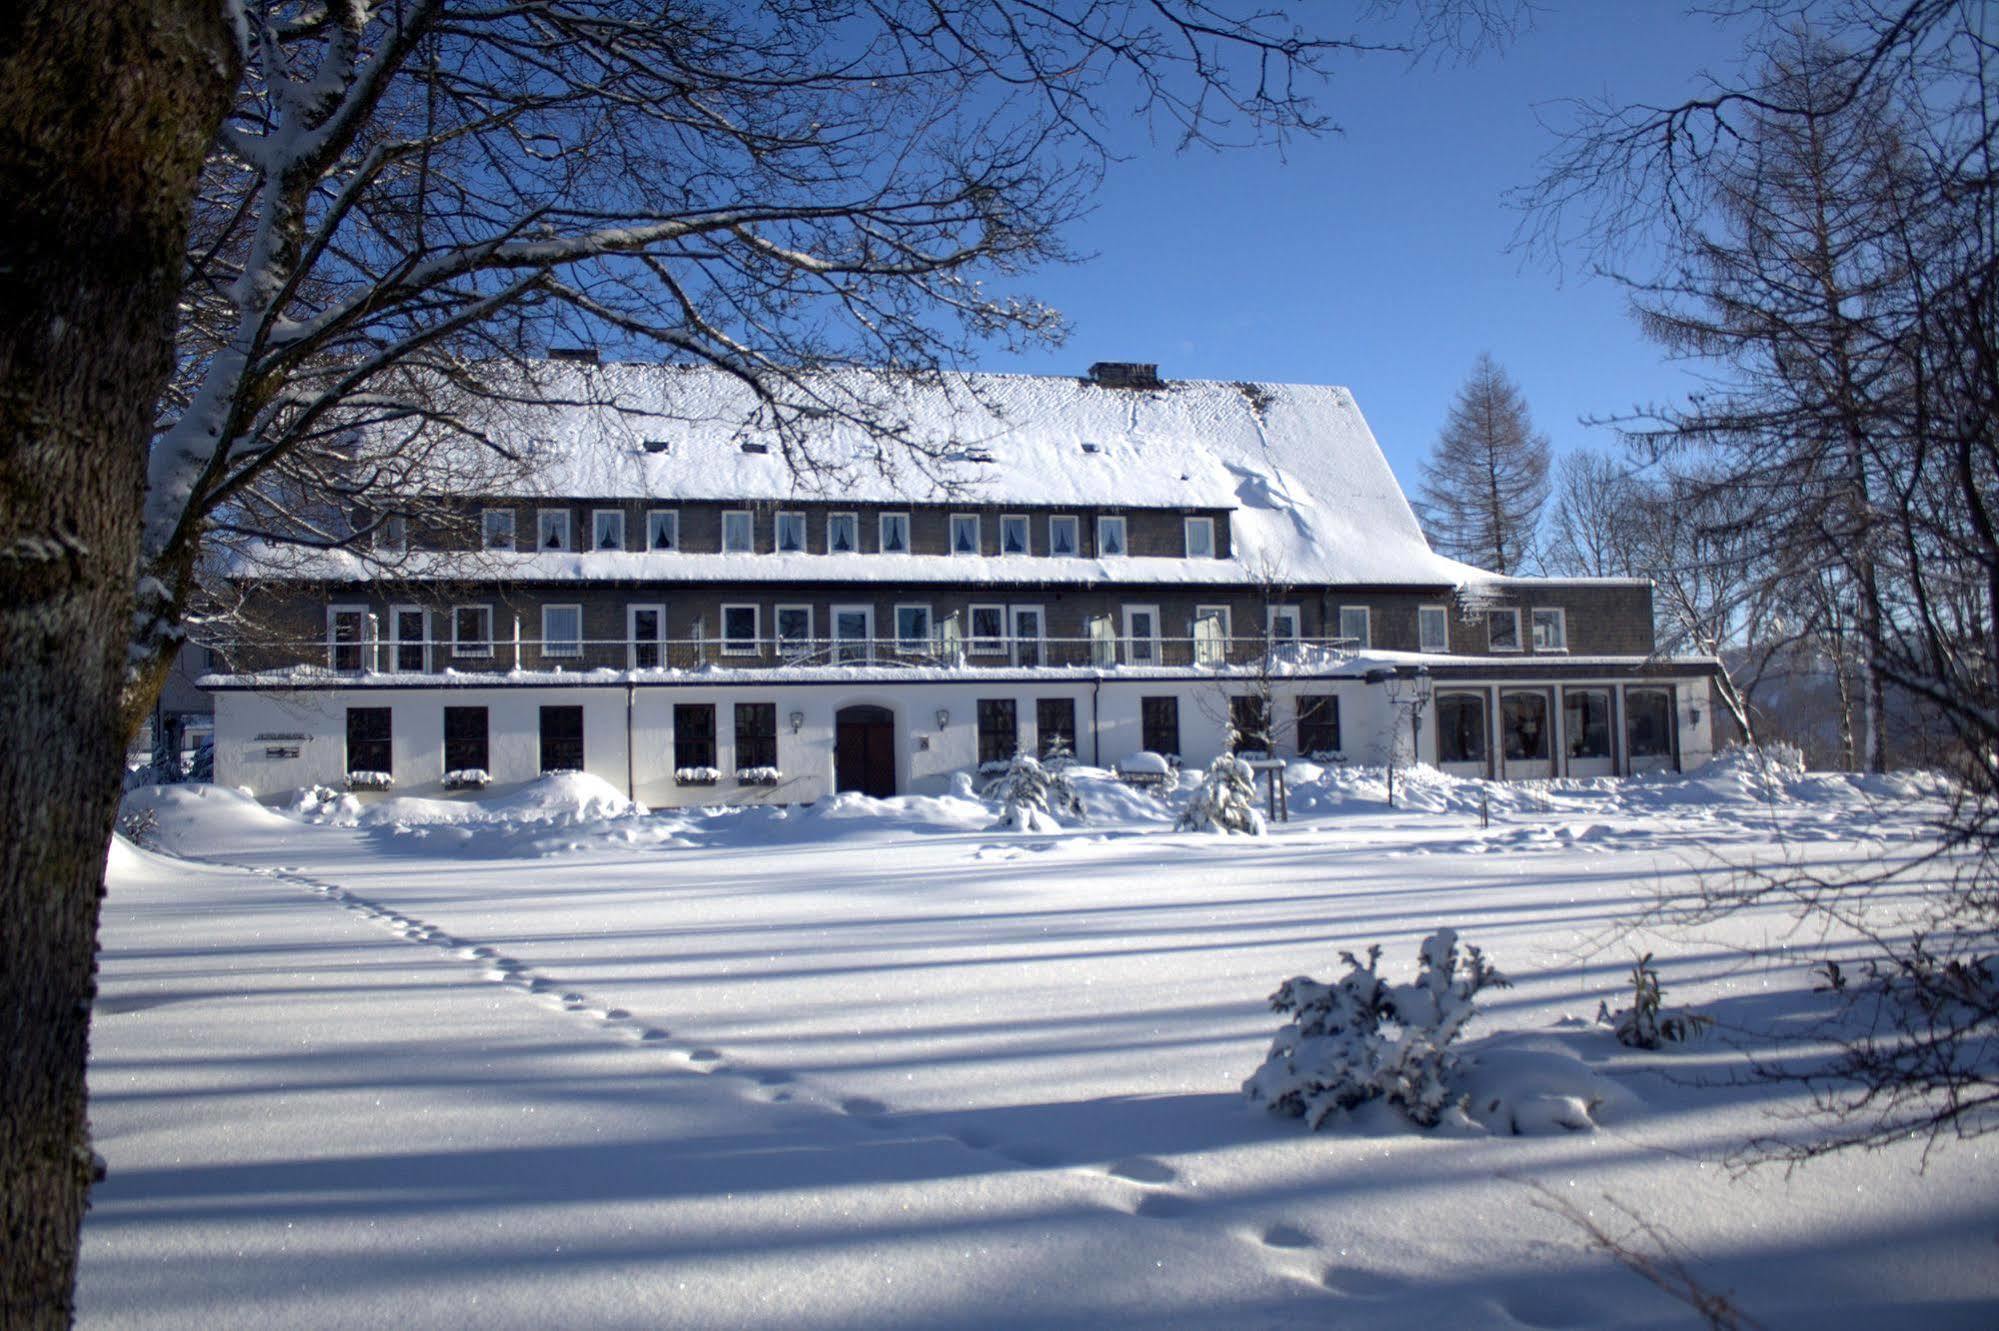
[198,633,1360,677]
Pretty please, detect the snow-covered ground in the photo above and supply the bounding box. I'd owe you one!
[81,759,1998,1329]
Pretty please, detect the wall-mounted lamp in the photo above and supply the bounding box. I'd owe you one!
[788,710,805,735]
[935,708,951,730]
[1687,705,1703,727]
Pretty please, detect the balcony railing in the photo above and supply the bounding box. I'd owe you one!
[200,633,1361,678]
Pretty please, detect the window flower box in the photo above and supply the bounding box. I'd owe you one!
[444,768,491,790]
[346,770,395,792]
[736,766,782,787]
[675,766,721,787]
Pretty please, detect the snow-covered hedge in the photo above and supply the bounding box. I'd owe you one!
[736,766,782,786]
[1243,929,1510,1128]
[444,768,491,790]
[345,770,395,791]
[983,751,1082,833]
[675,766,721,786]
[1177,755,1263,834]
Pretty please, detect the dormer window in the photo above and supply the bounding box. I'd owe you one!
[1049,515,1079,556]
[375,513,407,554]
[879,512,911,554]
[950,514,980,556]
[1531,607,1568,652]
[482,508,516,551]
[646,509,678,551]
[537,509,571,551]
[1097,515,1127,557]
[1000,515,1029,556]
[721,510,754,554]
[592,510,625,551]
[827,512,858,554]
[1184,516,1215,559]
[776,511,806,553]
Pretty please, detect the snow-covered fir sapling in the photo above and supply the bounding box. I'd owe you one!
[983,751,1082,832]
[1243,928,1509,1128]
[1599,953,1713,1049]
[1177,753,1264,834]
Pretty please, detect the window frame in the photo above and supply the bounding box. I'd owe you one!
[1296,694,1341,757]
[893,602,933,654]
[1096,514,1128,557]
[1337,605,1372,649]
[1122,604,1161,665]
[830,603,874,663]
[720,602,761,655]
[825,511,860,555]
[538,704,585,774]
[1183,515,1216,559]
[327,604,371,672]
[536,507,572,552]
[443,705,489,775]
[451,604,493,658]
[1563,687,1613,760]
[968,602,1007,655]
[1008,604,1046,667]
[645,508,679,552]
[878,511,912,555]
[1531,606,1569,653]
[999,513,1031,557]
[976,697,1019,766]
[949,513,981,557]
[540,603,583,659]
[345,706,393,777]
[627,602,666,670]
[775,510,807,554]
[673,702,717,772]
[1266,605,1301,642]
[1047,514,1080,557]
[375,513,407,555]
[481,507,516,552]
[720,508,755,554]
[734,701,779,771]
[591,508,626,552]
[1418,604,1451,654]
[773,603,814,655]
[1140,695,1180,758]
[389,603,428,673]
[1036,697,1078,759]
[1488,607,1523,653]
[1193,604,1232,666]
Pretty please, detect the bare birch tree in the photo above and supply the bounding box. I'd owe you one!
[1416,353,1552,574]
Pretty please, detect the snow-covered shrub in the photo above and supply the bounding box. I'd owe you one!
[444,768,491,790]
[345,770,394,791]
[116,805,160,848]
[675,766,721,786]
[982,751,1081,832]
[1177,754,1264,834]
[736,766,782,786]
[1243,928,1510,1128]
[1598,953,1713,1049]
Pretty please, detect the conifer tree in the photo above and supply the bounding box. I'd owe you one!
[1416,354,1552,575]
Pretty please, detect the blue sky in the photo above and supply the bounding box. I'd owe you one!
[985,4,1756,494]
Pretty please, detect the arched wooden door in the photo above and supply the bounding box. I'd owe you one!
[835,704,897,797]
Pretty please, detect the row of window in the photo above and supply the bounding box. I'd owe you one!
[462,508,1217,560]
[329,601,1572,670]
[1434,687,1673,765]
[344,702,782,780]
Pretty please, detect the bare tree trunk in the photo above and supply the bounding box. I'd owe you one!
[0,5,233,1325]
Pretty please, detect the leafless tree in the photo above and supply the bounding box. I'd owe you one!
[1416,352,1552,574]
[1525,1,1998,1159]
[4,3,1528,1323]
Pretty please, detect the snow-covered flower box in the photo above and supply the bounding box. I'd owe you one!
[444,768,491,790]
[345,770,395,792]
[1306,749,1344,764]
[675,766,721,786]
[977,758,1013,776]
[1115,750,1175,788]
[736,766,782,786]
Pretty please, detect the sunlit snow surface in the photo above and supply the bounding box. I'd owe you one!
[81,758,1998,1329]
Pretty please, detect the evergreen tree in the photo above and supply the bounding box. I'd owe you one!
[1416,354,1552,575]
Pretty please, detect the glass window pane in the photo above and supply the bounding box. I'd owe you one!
[1628,690,1675,758]
[1049,517,1078,556]
[648,511,678,550]
[880,514,909,553]
[1098,517,1126,556]
[777,513,805,552]
[1001,516,1028,555]
[483,509,515,550]
[1419,606,1449,653]
[1488,610,1521,650]
[1501,692,1550,760]
[829,514,857,553]
[1564,689,1612,759]
[1438,694,1487,763]
[951,516,979,554]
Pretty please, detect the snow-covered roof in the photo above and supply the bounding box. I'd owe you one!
[284,363,1497,587]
